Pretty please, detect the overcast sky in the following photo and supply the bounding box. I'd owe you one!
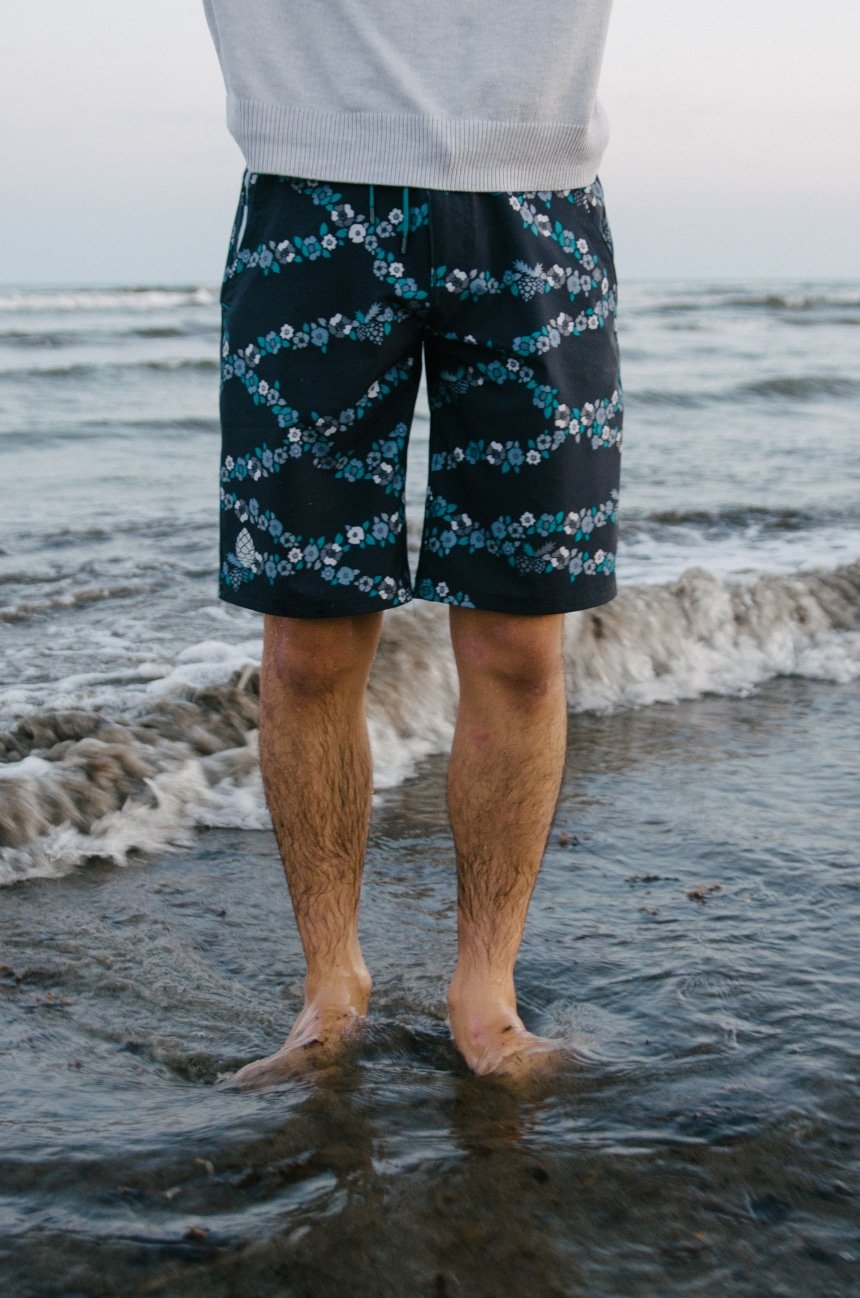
[1,0,858,286]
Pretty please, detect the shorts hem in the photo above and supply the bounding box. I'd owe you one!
[217,585,416,618]
[414,576,618,616]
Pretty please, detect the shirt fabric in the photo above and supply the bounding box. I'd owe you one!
[202,0,615,191]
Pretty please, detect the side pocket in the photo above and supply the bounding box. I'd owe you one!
[220,170,250,307]
[234,169,252,253]
[591,176,617,279]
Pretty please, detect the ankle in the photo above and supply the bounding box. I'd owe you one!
[447,978,525,1059]
[448,961,517,1014]
[304,953,372,1008]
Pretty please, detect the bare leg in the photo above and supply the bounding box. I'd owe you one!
[445,607,568,1077]
[227,610,383,1090]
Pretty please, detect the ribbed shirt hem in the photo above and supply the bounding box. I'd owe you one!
[226,97,609,191]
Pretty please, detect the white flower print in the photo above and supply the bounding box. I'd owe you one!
[331,203,354,224]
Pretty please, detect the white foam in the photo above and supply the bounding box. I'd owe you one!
[0,287,216,313]
[144,638,263,695]
[620,526,860,588]
[2,560,858,885]
[0,736,272,887]
[0,754,53,780]
[562,564,860,716]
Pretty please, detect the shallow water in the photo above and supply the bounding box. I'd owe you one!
[2,673,858,1296]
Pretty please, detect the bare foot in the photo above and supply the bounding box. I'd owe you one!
[447,979,563,1079]
[223,973,371,1092]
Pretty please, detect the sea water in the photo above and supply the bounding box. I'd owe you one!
[0,280,858,1296]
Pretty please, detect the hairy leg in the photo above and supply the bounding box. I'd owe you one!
[226,609,383,1090]
[445,607,568,1077]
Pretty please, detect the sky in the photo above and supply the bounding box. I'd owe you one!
[1,0,858,286]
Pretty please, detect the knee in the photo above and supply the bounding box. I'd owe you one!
[451,612,565,696]
[262,611,382,698]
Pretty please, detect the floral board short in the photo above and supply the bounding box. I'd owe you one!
[218,171,623,617]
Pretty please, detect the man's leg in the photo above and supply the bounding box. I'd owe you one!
[228,609,383,1090]
[445,606,568,1076]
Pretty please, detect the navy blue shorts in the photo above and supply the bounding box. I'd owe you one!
[217,172,623,617]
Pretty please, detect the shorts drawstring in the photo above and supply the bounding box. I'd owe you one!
[368,183,410,253]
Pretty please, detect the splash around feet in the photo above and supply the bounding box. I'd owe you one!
[446,982,566,1080]
[449,1016,565,1079]
[219,999,367,1092]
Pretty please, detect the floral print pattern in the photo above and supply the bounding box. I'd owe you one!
[218,173,622,616]
[220,493,412,606]
[420,489,619,583]
[224,176,430,301]
[222,420,410,498]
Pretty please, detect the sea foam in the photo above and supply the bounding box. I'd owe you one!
[1,559,858,885]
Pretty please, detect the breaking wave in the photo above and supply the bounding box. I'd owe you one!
[0,286,216,313]
[0,358,218,381]
[2,560,858,886]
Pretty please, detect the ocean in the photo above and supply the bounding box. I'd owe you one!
[1,279,858,1296]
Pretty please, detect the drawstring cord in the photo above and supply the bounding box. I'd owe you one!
[368,183,410,253]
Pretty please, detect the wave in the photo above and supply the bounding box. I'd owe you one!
[1,559,858,885]
[0,357,217,381]
[738,375,860,400]
[637,505,828,532]
[0,580,163,623]
[0,416,218,450]
[625,389,705,408]
[129,326,189,338]
[620,373,858,408]
[0,326,201,348]
[644,287,860,315]
[0,331,71,348]
[722,290,860,312]
[0,287,216,313]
